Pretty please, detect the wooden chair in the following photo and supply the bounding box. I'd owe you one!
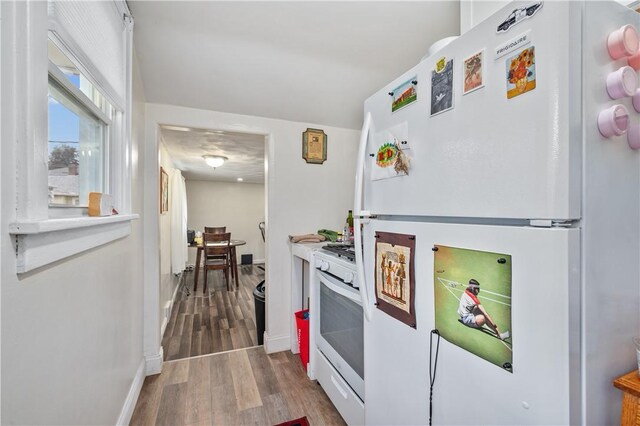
[204,227,228,259]
[204,226,226,234]
[203,226,234,281]
[203,232,232,292]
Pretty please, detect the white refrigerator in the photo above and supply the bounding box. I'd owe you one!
[353,1,640,425]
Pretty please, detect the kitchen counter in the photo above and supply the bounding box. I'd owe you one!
[289,241,325,362]
[290,241,325,261]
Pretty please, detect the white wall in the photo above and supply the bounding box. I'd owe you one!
[460,1,510,34]
[186,180,265,265]
[0,49,146,426]
[144,103,359,354]
[158,142,181,333]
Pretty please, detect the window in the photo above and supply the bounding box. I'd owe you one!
[7,0,137,273]
[44,0,132,215]
[47,39,117,208]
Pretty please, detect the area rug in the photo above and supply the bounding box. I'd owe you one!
[274,416,310,426]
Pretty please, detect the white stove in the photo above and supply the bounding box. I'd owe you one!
[314,244,359,289]
[311,243,365,424]
[320,243,356,262]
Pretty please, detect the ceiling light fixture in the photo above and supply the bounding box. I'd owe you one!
[237,178,243,182]
[203,155,228,168]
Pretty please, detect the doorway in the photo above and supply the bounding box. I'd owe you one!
[159,126,266,361]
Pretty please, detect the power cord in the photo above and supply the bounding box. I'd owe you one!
[429,329,441,426]
[179,270,191,297]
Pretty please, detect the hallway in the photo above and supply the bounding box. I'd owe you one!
[163,265,264,361]
[130,346,345,425]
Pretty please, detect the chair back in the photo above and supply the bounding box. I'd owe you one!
[205,226,226,234]
[203,232,231,257]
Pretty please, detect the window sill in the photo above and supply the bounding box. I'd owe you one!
[9,214,139,273]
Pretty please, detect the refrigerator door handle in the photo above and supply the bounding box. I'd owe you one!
[354,112,371,218]
[354,112,373,321]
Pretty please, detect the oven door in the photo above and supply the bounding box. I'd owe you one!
[316,270,365,401]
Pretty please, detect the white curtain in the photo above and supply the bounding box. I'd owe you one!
[170,169,188,275]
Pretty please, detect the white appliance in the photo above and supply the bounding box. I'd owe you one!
[354,2,640,425]
[311,247,365,425]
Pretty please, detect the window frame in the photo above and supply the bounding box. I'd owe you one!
[47,60,112,209]
[7,0,137,274]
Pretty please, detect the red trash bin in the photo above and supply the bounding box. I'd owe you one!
[294,309,309,370]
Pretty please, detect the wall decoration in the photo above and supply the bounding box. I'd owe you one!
[433,245,513,372]
[302,128,327,164]
[430,58,454,116]
[506,46,536,99]
[160,167,169,214]
[463,50,485,95]
[374,232,416,328]
[370,122,411,181]
[496,2,543,33]
[391,76,418,113]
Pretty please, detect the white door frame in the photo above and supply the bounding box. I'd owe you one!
[142,104,272,374]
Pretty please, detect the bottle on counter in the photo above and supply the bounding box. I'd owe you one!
[347,210,354,242]
[336,232,343,243]
[343,223,350,244]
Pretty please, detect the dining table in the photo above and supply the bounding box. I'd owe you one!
[192,239,247,292]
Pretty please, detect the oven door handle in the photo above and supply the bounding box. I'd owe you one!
[318,272,362,306]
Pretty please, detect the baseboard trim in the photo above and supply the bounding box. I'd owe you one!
[171,274,181,303]
[264,332,290,354]
[161,274,183,336]
[160,316,169,336]
[145,347,163,376]
[116,359,145,426]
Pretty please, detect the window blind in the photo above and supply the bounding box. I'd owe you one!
[48,0,130,110]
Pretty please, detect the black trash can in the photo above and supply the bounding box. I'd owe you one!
[253,280,266,345]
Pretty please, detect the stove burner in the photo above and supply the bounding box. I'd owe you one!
[322,244,355,262]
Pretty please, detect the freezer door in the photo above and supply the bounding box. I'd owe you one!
[362,1,580,220]
[362,219,580,425]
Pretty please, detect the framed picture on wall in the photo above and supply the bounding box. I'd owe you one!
[160,167,169,214]
[374,231,416,328]
[302,128,327,164]
[433,245,513,372]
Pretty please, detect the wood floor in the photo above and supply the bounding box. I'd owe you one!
[131,347,346,426]
[163,265,264,361]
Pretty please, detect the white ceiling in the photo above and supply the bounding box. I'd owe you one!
[131,1,460,181]
[160,126,265,183]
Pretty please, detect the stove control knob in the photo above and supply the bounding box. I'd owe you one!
[320,261,330,272]
[344,272,355,283]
